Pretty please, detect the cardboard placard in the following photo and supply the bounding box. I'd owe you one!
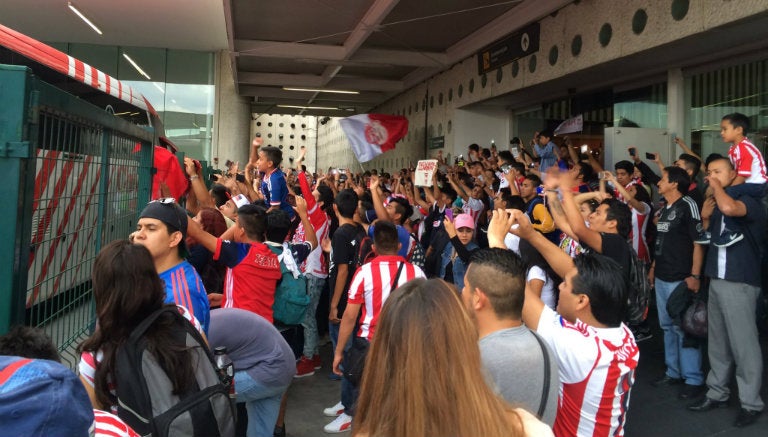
[415,159,438,186]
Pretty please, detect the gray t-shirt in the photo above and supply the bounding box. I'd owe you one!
[208,308,296,387]
[479,325,559,426]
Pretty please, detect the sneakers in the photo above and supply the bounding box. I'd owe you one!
[323,401,344,417]
[694,231,711,245]
[312,354,322,370]
[324,412,352,433]
[713,231,744,248]
[294,357,316,378]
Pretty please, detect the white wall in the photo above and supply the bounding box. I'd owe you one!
[452,107,511,159]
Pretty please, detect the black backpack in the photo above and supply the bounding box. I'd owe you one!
[626,247,651,325]
[352,225,376,269]
[114,307,235,437]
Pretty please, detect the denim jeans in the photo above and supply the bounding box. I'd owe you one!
[234,371,289,437]
[301,274,325,359]
[655,278,704,385]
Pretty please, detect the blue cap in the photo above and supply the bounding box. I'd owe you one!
[0,356,94,436]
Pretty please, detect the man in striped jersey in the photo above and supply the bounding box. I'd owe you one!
[325,221,426,433]
[490,209,639,437]
[134,200,210,334]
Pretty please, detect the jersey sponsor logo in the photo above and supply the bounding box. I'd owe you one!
[253,253,279,269]
[657,222,670,232]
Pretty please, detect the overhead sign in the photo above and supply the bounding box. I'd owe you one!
[428,136,445,149]
[477,22,540,75]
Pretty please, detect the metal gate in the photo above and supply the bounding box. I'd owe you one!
[0,65,154,368]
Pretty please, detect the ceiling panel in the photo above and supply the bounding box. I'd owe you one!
[237,57,327,75]
[364,0,520,51]
[232,0,374,44]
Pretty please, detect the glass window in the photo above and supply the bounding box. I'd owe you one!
[687,60,768,158]
[613,83,667,129]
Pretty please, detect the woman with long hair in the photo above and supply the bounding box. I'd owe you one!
[353,278,552,437]
[187,207,228,295]
[78,240,202,411]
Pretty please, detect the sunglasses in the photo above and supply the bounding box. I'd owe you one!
[149,197,184,233]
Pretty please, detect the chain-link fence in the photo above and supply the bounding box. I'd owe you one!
[0,65,154,369]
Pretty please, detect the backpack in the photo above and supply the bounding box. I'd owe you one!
[407,233,426,269]
[269,243,310,325]
[626,247,651,324]
[114,307,235,437]
[352,225,376,269]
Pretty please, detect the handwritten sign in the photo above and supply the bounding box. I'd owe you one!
[415,159,438,186]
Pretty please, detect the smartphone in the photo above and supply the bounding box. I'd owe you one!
[445,208,454,221]
[235,173,246,183]
[501,164,512,174]
[598,171,606,180]
[528,162,535,169]
[628,147,636,157]
[339,174,348,182]
[536,186,544,196]
[511,146,520,158]
[645,152,656,160]
[581,144,589,154]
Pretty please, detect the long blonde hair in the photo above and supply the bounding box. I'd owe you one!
[353,278,524,437]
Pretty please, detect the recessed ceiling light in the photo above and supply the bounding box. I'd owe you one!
[282,87,359,95]
[122,53,151,80]
[68,2,103,35]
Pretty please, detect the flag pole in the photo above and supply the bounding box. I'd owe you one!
[423,86,429,159]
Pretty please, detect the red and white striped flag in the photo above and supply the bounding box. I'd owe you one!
[339,114,408,162]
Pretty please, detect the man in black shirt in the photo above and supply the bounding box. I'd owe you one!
[650,167,705,399]
[688,158,765,427]
[328,189,364,351]
[550,172,633,285]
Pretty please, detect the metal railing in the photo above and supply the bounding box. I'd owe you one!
[0,64,155,369]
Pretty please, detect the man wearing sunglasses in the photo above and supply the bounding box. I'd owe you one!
[133,199,211,334]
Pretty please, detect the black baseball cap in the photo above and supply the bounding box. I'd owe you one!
[139,199,189,255]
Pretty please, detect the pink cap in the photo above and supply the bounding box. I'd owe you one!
[454,213,475,230]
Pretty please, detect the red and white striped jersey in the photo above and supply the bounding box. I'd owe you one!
[462,197,484,226]
[293,171,330,277]
[93,409,140,437]
[347,255,426,341]
[536,307,639,437]
[728,138,767,184]
[629,202,650,263]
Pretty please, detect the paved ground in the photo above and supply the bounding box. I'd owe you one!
[279,308,768,437]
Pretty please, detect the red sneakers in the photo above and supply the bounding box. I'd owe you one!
[294,356,316,378]
[312,354,322,370]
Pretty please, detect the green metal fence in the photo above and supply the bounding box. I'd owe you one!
[0,64,155,369]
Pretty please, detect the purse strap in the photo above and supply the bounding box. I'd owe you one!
[390,262,405,290]
[531,331,551,419]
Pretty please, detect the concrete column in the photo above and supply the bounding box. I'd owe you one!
[212,51,250,168]
[667,68,686,143]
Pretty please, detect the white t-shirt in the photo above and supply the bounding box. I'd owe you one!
[527,266,556,310]
[535,306,639,437]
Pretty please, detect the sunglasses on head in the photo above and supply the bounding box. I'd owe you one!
[148,198,183,233]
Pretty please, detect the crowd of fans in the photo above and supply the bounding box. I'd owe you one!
[1,112,766,437]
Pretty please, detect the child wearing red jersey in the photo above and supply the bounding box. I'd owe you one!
[716,113,767,247]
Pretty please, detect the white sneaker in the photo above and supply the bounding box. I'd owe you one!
[324,412,352,433]
[323,401,344,417]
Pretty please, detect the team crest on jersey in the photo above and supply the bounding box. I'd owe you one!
[667,210,676,220]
